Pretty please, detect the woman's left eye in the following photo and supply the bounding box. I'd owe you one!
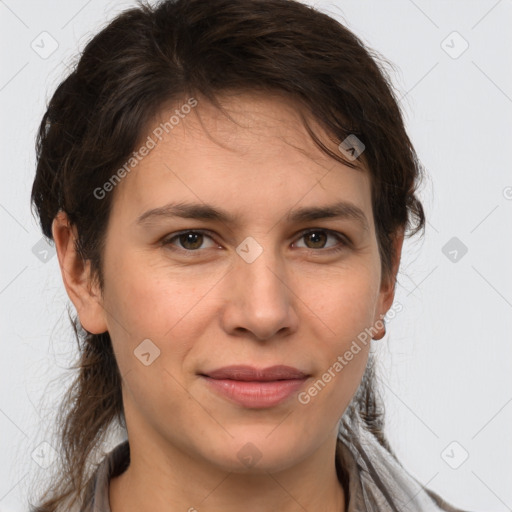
[161,229,348,254]
[293,229,348,252]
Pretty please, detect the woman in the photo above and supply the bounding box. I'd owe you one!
[30,0,470,510]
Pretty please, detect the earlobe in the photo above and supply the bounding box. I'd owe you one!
[52,211,108,335]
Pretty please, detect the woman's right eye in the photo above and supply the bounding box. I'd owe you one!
[161,230,218,252]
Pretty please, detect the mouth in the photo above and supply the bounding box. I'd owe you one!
[201,364,308,381]
[199,365,310,408]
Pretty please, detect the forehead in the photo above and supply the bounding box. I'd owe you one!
[112,91,373,226]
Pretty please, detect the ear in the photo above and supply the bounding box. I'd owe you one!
[52,211,108,335]
[373,228,405,332]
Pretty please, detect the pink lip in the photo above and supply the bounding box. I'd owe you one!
[200,365,309,408]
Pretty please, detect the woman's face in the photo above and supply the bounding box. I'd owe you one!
[70,91,401,473]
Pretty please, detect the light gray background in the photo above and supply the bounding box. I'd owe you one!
[1,0,511,510]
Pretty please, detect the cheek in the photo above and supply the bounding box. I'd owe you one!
[293,266,377,411]
[101,255,214,434]
[297,291,372,426]
[299,261,380,338]
[102,252,223,369]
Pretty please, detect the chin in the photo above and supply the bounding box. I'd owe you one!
[198,431,309,474]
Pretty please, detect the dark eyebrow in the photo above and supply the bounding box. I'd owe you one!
[136,200,369,231]
[136,202,234,225]
[287,201,370,232]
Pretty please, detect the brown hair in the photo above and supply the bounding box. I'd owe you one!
[29,0,451,510]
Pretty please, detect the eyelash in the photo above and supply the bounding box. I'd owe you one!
[160,228,350,256]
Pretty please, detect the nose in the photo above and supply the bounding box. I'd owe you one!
[220,243,299,341]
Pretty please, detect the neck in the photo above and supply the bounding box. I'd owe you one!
[109,432,347,512]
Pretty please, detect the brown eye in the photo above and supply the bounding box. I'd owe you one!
[303,231,328,249]
[162,230,217,252]
[294,229,351,256]
[178,232,204,250]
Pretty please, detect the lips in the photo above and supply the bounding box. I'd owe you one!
[199,365,310,408]
[202,365,308,381]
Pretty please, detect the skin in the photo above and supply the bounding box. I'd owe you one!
[52,90,403,512]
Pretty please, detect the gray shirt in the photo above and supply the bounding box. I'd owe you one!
[80,418,469,512]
